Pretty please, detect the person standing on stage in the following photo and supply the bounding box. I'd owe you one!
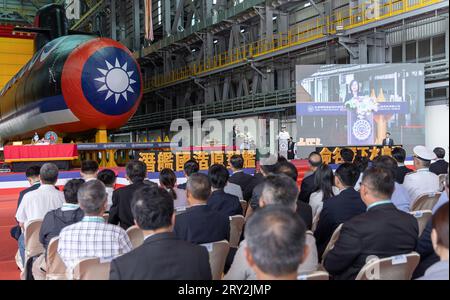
[287,137,296,160]
[278,125,290,158]
[382,132,394,146]
[32,132,39,144]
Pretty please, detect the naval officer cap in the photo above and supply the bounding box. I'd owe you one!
[413,145,437,161]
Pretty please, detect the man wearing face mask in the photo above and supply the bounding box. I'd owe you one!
[298,152,323,204]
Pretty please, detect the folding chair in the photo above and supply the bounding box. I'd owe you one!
[24,220,44,264]
[201,240,230,280]
[102,213,109,222]
[240,200,248,214]
[321,223,343,264]
[73,257,111,280]
[229,215,245,248]
[409,210,433,237]
[126,225,144,249]
[298,270,329,280]
[411,192,441,211]
[439,174,447,192]
[46,237,67,280]
[355,252,420,280]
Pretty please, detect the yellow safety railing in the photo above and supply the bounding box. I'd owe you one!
[146,0,444,91]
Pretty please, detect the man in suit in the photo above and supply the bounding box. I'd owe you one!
[392,147,413,184]
[314,163,366,258]
[177,159,199,190]
[228,154,254,201]
[340,148,355,164]
[323,167,418,280]
[80,160,99,182]
[174,173,230,244]
[10,166,41,240]
[382,132,394,146]
[430,147,449,176]
[208,164,243,217]
[287,137,296,160]
[109,161,148,229]
[109,186,212,280]
[298,152,322,204]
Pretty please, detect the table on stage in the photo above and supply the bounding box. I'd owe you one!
[3,144,78,172]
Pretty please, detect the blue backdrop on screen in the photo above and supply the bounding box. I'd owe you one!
[295,64,425,157]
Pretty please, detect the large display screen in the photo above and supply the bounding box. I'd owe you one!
[295,64,425,157]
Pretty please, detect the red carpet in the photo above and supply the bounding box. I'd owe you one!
[0,190,21,280]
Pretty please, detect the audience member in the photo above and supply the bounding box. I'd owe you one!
[314,163,366,258]
[10,166,41,241]
[16,163,64,264]
[97,169,116,211]
[298,152,322,203]
[340,148,355,163]
[109,161,148,229]
[159,168,187,209]
[109,186,211,280]
[372,156,411,212]
[275,161,313,229]
[309,164,340,219]
[417,202,449,280]
[174,173,230,244]
[80,160,99,182]
[430,147,448,176]
[225,174,318,280]
[324,167,418,280]
[353,155,370,191]
[244,206,308,280]
[392,147,413,184]
[208,164,242,217]
[403,146,440,202]
[177,160,199,190]
[228,154,254,201]
[58,180,132,274]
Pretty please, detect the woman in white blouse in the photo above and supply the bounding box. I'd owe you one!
[159,168,187,209]
[309,164,340,221]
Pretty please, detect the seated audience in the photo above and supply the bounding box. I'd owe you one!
[228,154,254,201]
[298,152,322,203]
[177,160,199,190]
[392,147,413,184]
[159,168,187,209]
[244,206,308,280]
[109,186,211,280]
[10,165,41,241]
[372,156,411,212]
[16,163,64,264]
[417,202,449,280]
[353,155,370,191]
[403,146,440,202]
[275,161,313,230]
[208,164,242,217]
[174,173,230,244]
[340,148,355,164]
[314,163,366,258]
[324,167,418,280]
[430,147,449,176]
[97,169,116,211]
[109,161,148,229]
[309,164,340,220]
[58,180,132,273]
[224,174,318,280]
[247,164,277,213]
[80,160,99,182]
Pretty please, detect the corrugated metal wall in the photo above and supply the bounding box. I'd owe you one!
[387,17,448,45]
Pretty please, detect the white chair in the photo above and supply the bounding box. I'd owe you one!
[298,270,329,280]
[438,174,447,192]
[24,220,44,263]
[73,257,111,280]
[411,192,441,211]
[321,223,343,264]
[311,214,320,232]
[409,210,433,237]
[126,225,144,249]
[46,237,67,280]
[240,200,248,214]
[355,252,420,280]
[201,240,230,280]
[102,213,109,222]
[229,215,245,248]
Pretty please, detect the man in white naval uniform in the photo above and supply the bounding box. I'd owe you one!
[278,125,290,159]
[403,145,440,205]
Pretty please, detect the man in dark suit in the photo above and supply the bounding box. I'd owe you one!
[174,173,230,244]
[208,164,242,217]
[109,161,148,229]
[109,186,211,280]
[392,147,413,184]
[287,137,296,160]
[382,132,394,146]
[177,159,199,190]
[314,163,366,258]
[430,147,449,176]
[298,152,322,204]
[10,166,41,240]
[228,154,254,201]
[324,167,418,280]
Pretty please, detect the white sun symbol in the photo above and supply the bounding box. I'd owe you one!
[95,58,136,103]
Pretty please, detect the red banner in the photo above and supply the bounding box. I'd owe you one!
[4,144,78,162]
